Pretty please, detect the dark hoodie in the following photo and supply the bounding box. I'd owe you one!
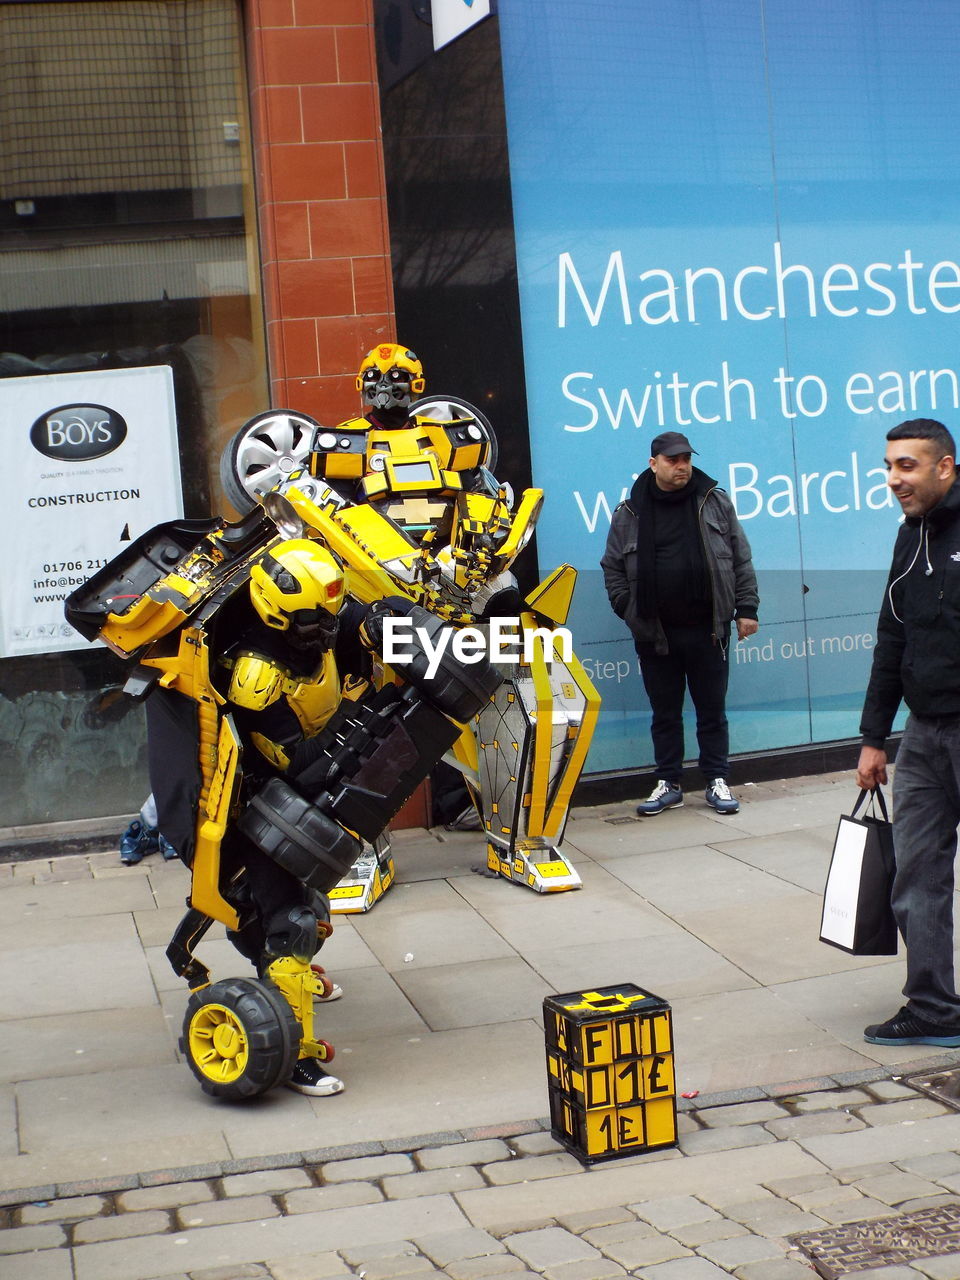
[861,478,960,746]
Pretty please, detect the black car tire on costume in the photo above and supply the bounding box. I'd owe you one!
[181,977,301,1100]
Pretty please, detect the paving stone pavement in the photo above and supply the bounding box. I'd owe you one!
[7,772,960,1277]
[6,1084,960,1278]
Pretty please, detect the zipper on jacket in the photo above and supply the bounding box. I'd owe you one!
[697,486,721,643]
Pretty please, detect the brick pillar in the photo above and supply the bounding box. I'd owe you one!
[243,0,429,828]
[245,0,395,425]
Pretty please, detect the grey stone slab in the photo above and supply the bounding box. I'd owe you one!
[382,1168,486,1199]
[0,1222,66,1251]
[394,957,555,1032]
[73,1209,171,1242]
[849,1172,945,1205]
[265,1254,352,1280]
[190,1267,270,1280]
[764,1112,867,1139]
[413,1226,507,1265]
[249,1023,550,1155]
[668,986,863,1088]
[589,1232,691,1268]
[282,1183,383,1214]
[0,929,156,1021]
[900,1152,960,1178]
[508,1133,563,1156]
[72,1195,470,1280]
[0,1007,174,1083]
[767,966,959,1069]
[866,1080,926,1100]
[696,1100,790,1127]
[455,1144,823,1230]
[118,1182,215,1211]
[673,891,891,986]
[220,1169,313,1196]
[564,809,732,858]
[15,1063,238,1154]
[0,1084,16,1158]
[799,1112,960,1168]
[706,825,836,893]
[522,930,756,1002]
[351,880,518,970]
[0,1131,232,1197]
[669,1219,750,1247]
[633,1196,719,1230]
[599,845,812,916]
[447,860,680,952]
[696,1233,786,1267]
[351,1257,439,1279]
[0,1249,75,1280]
[581,1221,658,1246]
[482,1154,583,1186]
[0,877,156,925]
[854,1098,953,1125]
[393,832,491,884]
[418,1141,512,1171]
[678,1125,775,1155]
[17,1192,108,1223]
[442,1260,528,1280]
[0,911,135,954]
[502,1227,600,1268]
[177,1194,281,1227]
[915,1254,960,1279]
[736,1261,828,1279]
[320,1153,414,1182]
[789,1088,872,1111]
[541,1258,627,1280]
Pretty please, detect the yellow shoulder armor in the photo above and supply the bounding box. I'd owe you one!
[228,653,284,710]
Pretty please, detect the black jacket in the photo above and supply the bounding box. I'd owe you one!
[600,467,758,654]
[861,478,960,747]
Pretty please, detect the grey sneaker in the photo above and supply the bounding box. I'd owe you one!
[637,780,684,815]
[705,777,740,814]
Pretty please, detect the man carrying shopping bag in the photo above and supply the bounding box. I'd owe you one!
[857,417,960,1047]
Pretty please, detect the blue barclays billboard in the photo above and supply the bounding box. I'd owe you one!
[496,0,955,769]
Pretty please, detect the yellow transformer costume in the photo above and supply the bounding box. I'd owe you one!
[221,343,601,912]
[65,496,503,1100]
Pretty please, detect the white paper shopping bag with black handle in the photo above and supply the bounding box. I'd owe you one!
[819,787,898,955]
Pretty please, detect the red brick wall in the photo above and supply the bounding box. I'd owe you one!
[245,0,395,427]
[243,1,430,828]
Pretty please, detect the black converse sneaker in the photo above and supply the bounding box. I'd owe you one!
[286,1058,345,1096]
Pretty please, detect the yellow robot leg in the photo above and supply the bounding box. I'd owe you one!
[263,956,335,1064]
[328,834,396,914]
[477,609,600,893]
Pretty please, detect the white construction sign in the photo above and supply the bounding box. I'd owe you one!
[0,365,183,658]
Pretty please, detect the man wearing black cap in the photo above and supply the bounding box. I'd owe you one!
[601,431,759,815]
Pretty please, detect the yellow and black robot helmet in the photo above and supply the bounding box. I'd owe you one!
[356,343,425,413]
[249,540,344,644]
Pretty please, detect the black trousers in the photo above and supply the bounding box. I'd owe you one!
[636,624,730,784]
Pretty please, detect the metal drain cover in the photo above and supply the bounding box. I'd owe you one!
[791,1203,960,1276]
[604,816,640,825]
[903,1065,960,1111]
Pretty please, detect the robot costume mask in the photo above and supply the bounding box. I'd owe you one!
[356,343,425,422]
[249,540,344,651]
